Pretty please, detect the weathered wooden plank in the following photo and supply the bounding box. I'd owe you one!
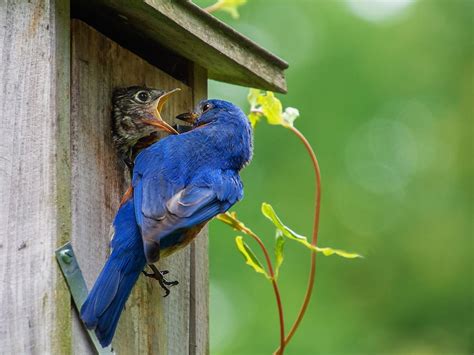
[188,64,210,355]
[70,20,196,353]
[72,0,288,93]
[0,0,71,353]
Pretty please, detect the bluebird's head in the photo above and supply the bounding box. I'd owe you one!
[176,99,253,170]
[176,99,250,129]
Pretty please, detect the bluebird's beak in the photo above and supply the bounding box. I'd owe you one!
[144,88,181,135]
[176,111,199,124]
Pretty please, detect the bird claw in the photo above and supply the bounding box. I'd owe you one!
[142,264,179,297]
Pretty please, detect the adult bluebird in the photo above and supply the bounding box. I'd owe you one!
[80,99,253,347]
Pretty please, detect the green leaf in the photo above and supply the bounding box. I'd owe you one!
[247,89,299,128]
[235,236,271,279]
[274,230,285,279]
[248,112,261,128]
[312,246,362,259]
[247,89,262,128]
[214,0,247,19]
[248,88,261,110]
[282,107,300,127]
[216,212,245,231]
[257,92,284,126]
[261,203,362,259]
[261,202,307,241]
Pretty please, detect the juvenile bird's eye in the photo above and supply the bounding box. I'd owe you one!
[202,103,211,112]
[135,91,150,103]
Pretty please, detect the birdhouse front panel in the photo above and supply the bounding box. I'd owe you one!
[70,20,203,354]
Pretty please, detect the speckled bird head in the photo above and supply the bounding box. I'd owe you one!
[112,86,179,167]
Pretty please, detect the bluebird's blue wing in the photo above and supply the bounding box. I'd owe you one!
[135,170,243,263]
[133,173,182,229]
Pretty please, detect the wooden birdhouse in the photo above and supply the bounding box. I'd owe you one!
[0,0,287,353]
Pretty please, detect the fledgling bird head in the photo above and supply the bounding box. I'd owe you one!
[176,99,253,170]
[112,86,179,167]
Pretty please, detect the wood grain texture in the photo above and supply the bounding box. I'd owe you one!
[0,0,71,353]
[188,64,210,355]
[72,0,288,93]
[71,20,199,354]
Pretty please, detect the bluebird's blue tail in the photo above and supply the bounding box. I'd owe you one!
[80,198,146,347]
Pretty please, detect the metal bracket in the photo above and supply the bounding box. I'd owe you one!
[55,242,114,354]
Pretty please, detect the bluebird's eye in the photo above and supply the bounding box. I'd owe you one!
[135,91,150,103]
[202,103,211,112]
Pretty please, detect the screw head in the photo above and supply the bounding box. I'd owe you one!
[60,249,73,264]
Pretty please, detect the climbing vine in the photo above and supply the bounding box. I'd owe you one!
[200,1,361,352]
[217,89,361,354]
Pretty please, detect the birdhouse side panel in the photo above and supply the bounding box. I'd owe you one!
[0,0,71,353]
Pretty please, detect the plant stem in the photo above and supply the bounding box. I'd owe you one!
[274,126,322,353]
[239,225,286,355]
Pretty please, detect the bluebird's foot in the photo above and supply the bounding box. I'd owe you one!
[142,264,179,297]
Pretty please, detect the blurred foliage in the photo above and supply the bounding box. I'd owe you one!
[204,0,247,19]
[194,0,473,354]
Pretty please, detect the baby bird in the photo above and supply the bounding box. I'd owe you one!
[112,86,179,170]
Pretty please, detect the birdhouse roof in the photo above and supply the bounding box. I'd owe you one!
[72,0,288,93]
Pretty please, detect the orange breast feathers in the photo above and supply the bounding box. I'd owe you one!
[160,222,207,258]
[120,185,134,207]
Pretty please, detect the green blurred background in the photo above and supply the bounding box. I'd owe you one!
[194,1,473,354]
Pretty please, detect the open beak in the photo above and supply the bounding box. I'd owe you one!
[144,88,181,135]
[142,118,179,135]
[155,88,181,120]
[176,111,199,124]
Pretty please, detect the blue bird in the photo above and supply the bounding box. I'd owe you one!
[80,99,253,347]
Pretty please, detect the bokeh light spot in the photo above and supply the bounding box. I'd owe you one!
[346,0,416,22]
[345,117,418,195]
